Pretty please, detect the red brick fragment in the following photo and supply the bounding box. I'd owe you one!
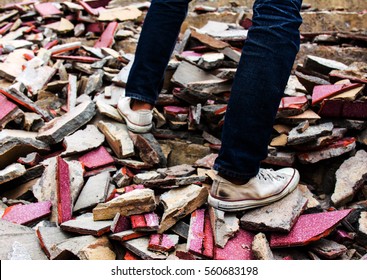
[78,146,114,170]
[148,234,178,252]
[123,184,145,193]
[312,83,361,105]
[78,0,100,16]
[130,212,160,231]
[187,208,214,259]
[123,250,140,260]
[0,94,18,124]
[94,21,118,48]
[34,3,62,17]
[269,209,353,248]
[51,55,100,63]
[319,99,367,119]
[57,156,72,224]
[214,229,255,260]
[1,201,52,225]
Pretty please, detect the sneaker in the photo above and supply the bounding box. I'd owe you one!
[208,168,300,212]
[117,97,153,133]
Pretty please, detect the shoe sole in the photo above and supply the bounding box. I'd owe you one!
[117,107,152,134]
[208,170,300,212]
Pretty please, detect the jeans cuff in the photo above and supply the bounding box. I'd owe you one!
[213,163,258,182]
[125,91,156,105]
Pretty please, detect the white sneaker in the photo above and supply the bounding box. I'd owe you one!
[208,168,300,212]
[117,97,153,133]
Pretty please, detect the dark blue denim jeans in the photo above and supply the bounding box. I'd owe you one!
[126,0,303,181]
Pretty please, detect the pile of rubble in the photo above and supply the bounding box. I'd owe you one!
[0,1,367,260]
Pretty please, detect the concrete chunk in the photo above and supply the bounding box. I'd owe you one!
[331,150,367,207]
[309,238,348,259]
[37,100,96,144]
[61,125,105,156]
[93,188,156,221]
[209,207,239,248]
[61,213,112,236]
[240,187,308,233]
[36,226,73,259]
[121,237,167,260]
[251,233,274,260]
[287,122,334,145]
[158,184,208,233]
[0,163,26,185]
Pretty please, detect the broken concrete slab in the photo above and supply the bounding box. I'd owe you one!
[96,100,123,122]
[97,120,134,159]
[37,100,96,144]
[251,233,274,260]
[36,226,73,259]
[269,209,353,248]
[287,122,334,145]
[73,171,111,213]
[51,234,97,260]
[129,132,167,167]
[0,163,26,185]
[297,137,356,164]
[208,206,239,248]
[121,236,167,260]
[240,187,308,233]
[1,200,52,225]
[60,213,112,236]
[309,238,348,259]
[158,184,208,233]
[61,124,105,156]
[93,188,156,221]
[0,220,47,260]
[331,149,367,207]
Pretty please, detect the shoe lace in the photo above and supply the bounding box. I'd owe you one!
[256,169,285,182]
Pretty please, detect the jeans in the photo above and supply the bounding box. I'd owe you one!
[126,0,303,181]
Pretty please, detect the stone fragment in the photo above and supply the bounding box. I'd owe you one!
[61,125,105,156]
[0,49,33,81]
[73,172,111,213]
[57,156,72,225]
[187,208,214,259]
[0,220,47,260]
[130,212,160,232]
[0,163,26,185]
[287,122,333,145]
[96,100,123,122]
[112,167,133,188]
[83,70,104,96]
[240,187,308,232]
[304,55,348,76]
[262,151,296,167]
[35,2,62,16]
[133,171,162,184]
[157,164,196,178]
[23,112,44,132]
[78,146,115,170]
[98,6,142,22]
[61,213,112,236]
[208,207,239,248]
[51,235,97,260]
[1,201,51,225]
[298,184,321,212]
[43,18,74,33]
[214,229,255,260]
[270,134,288,147]
[251,233,274,260]
[36,226,73,259]
[194,153,218,169]
[67,74,77,112]
[93,188,156,221]
[121,236,167,260]
[269,209,352,248]
[97,120,134,158]
[331,150,367,207]
[148,234,179,253]
[309,238,348,259]
[297,137,356,164]
[170,220,190,240]
[109,230,147,242]
[37,100,96,144]
[129,132,167,167]
[16,65,57,96]
[78,236,116,260]
[158,184,208,233]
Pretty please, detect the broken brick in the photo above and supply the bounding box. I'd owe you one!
[130,212,160,232]
[56,156,72,224]
[148,233,179,253]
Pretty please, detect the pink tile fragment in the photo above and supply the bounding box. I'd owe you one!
[111,214,131,233]
[94,21,118,48]
[0,94,18,120]
[1,201,52,225]
[57,156,72,224]
[79,146,114,170]
[214,229,255,260]
[148,234,177,252]
[312,83,361,105]
[269,209,353,248]
[35,3,62,17]
[188,208,214,259]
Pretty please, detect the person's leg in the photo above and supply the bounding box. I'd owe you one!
[126,0,191,105]
[118,0,191,133]
[209,0,303,211]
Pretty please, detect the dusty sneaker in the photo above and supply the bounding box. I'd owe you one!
[208,168,300,212]
[117,97,153,133]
